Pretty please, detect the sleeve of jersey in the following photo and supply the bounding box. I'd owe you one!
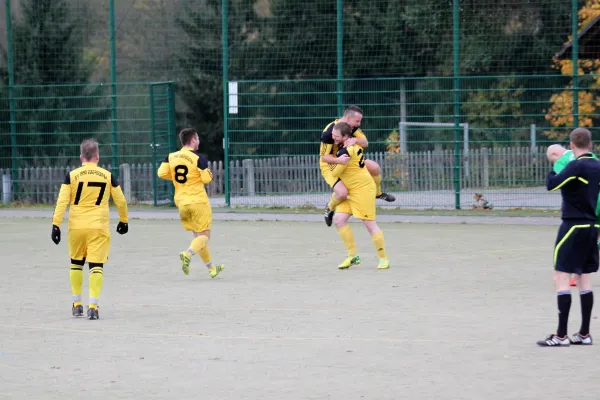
[353,129,366,139]
[547,161,579,191]
[320,131,334,157]
[157,156,172,180]
[52,173,72,226]
[331,148,349,178]
[197,155,213,184]
[110,175,129,223]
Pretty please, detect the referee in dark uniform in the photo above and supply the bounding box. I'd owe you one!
[538,128,600,347]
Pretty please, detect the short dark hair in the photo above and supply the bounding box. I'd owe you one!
[179,128,198,146]
[333,122,352,137]
[80,139,99,161]
[343,105,363,117]
[570,128,592,149]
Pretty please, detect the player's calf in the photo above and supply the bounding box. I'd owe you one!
[325,183,348,227]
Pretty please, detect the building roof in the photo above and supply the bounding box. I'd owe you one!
[554,14,600,60]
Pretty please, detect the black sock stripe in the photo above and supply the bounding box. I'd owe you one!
[70,258,86,266]
[70,267,83,271]
[88,262,103,269]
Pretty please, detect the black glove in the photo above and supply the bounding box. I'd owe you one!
[51,225,61,245]
[116,222,128,235]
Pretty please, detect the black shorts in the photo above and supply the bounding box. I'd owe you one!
[554,221,599,275]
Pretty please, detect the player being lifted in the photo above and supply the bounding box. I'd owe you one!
[157,128,224,279]
[51,139,129,320]
[547,143,600,287]
[320,105,395,227]
[329,122,390,270]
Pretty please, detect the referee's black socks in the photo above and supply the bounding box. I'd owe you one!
[579,290,594,336]
[557,290,572,338]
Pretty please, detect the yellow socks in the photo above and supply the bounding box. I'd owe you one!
[70,265,83,306]
[337,225,357,256]
[189,235,209,255]
[199,245,211,265]
[372,232,387,259]
[327,192,342,210]
[372,174,382,197]
[89,265,104,309]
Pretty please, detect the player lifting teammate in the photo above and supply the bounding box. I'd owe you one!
[320,105,395,227]
[157,128,224,279]
[51,139,129,320]
[329,122,390,270]
[538,128,600,347]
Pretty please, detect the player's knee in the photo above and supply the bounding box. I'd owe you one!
[71,258,86,266]
[195,230,210,238]
[88,262,103,271]
[333,213,348,227]
[363,220,380,235]
[334,184,348,200]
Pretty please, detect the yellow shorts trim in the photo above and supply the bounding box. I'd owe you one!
[179,203,212,232]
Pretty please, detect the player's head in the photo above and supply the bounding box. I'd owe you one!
[546,144,567,164]
[332,122,353,145]
[80,139,99,163]
[179,128,200,150]
[341,105,363,129]
[570,128,593,152]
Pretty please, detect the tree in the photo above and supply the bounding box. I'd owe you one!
[0,0,109,167]
[176,0,268,160]
[546,0,600,140]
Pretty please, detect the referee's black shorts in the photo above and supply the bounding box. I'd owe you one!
[554,220,599,275]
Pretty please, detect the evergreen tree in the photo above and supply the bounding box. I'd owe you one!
[0,0,109,167]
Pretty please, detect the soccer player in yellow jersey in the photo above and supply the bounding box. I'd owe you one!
[320,105,395,227]
[157,128,224,279]
[51,139,129,320]
[329,122,390,270]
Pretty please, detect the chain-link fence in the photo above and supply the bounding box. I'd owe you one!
[0,0,596,209]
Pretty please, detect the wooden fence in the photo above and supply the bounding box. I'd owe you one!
[0,146,553,204]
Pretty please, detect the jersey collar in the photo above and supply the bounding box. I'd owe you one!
[82,162,98,166]
[576,152,594,159]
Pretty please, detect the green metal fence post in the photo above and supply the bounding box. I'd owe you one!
[572,0,579,128]
[149,84,158,207]
[167,82,176,152]
[452,0,461,209]
[167,82,176,203]
[5,0,17,199]
[336,0,343,116]
[222,0,230,206]
[109,0,119,178]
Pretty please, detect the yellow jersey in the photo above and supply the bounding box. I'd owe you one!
[330,144,374,192]
[52,162,128,230]
[319,119,366,175]
[157,147,212,206]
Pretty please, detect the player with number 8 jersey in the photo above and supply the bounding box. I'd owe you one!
[157,128,224,279]
[51,139,129,320]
